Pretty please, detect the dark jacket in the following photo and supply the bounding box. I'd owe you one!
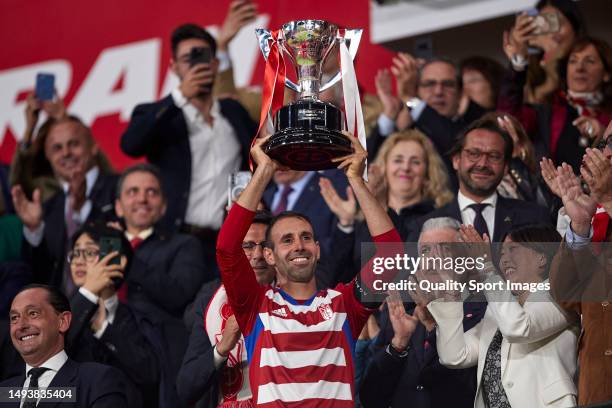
[120,96,256,232]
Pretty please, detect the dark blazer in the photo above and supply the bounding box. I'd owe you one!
[66,291,159,408]
[126,230,208,408]
[0,358,128,407]
[120,96,256,232]
[360,302,486,408]
[262,169,348,255]
[406,195,552,242]
[21,172,118,288]
[177,279,223,408]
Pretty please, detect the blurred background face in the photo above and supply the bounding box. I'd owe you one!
[171,38,216,80]
[462,69,494,109]
[44,121,98,181]
[243,223,275,285]
[69,233,100,288]
[567,44,610,93]
[418,61,460,118]
[385,140,426,201]
[454,130,507,198]
[540,5,576,57]
[273,170,305,186]
[115,171,166,231]
[500,236,545,285]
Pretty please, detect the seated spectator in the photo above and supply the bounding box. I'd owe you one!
[408,115,551,242]
[320,129,453,282]
[113,163,207,408]
[500,32,612,173]
[370,54,488,187]
[359,217,486,408]
[426,224,578,408]
[459,56,505,113]
[1,284,128,406]
[548,132,612,405]
[177,211,276,407]
[11,114,118,295]
[121,23,256,279]
[65,221,158,408]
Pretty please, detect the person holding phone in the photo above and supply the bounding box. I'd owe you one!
[66,221,159,408]
[121,23,256,278]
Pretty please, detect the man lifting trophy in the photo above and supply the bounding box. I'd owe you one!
[255,20,365,170]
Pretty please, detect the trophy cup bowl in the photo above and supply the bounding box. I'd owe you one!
[256,20,362,170]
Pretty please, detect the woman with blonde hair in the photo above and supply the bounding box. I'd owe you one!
[320,128,453,283]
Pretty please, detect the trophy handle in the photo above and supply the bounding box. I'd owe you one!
[255,28,301,93]
[319,29,363,93]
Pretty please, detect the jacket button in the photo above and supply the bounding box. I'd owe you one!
[506,381,514,388]
[605,349,612,356]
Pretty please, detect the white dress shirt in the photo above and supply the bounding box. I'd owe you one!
[377,98,427,137]
[21,350,69,407]
[78,287,119,339]
[457,191,497,239]
[171,89,241,229]
[23,166,100,247]
[270,172,316,212]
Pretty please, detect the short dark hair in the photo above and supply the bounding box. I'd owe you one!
[252,210,272,228]
[15,284,71,314]
[116,163,165,200]
[419,57,462,89]
[70,220,133,270]
[265,211,317,249]
[504,224,562,279]
[448,115,514,163]
[171,23,217,58]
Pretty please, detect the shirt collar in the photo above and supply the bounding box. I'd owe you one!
[60,166,100,198]
[25,349,68,375]
[125,228,154,242]
[183,99,220,125]
[284,171,315,194]
[457,190,497,212]
[104,294,119,322]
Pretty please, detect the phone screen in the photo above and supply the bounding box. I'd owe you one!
[35,73,55,101]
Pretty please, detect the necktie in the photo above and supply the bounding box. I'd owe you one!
[273,185,293,216]
[23,367,50,408]
[481,330,511,408]
[469,203,490,239]
[117,237,144,303]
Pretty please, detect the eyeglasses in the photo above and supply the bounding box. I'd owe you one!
[67,248,100,263]
[419,80,458,91]
[462,148,505,164]
[241,241,267,253]
[595,134,612,151]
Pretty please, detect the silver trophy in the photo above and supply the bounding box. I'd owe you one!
[256,20,362,170]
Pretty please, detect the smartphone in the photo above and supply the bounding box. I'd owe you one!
[531,11,560,35]
[35,73,55,101]
[189,47,212,67]
[99,237,122,265]
[228,171,252,209]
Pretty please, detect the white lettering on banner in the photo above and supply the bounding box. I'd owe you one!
[70,39,160,124]
[0,61,72,144]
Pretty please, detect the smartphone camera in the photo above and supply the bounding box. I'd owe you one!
[228,171,252,209]
[189,47,212,67]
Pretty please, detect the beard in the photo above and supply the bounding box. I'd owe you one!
[278,250,316,283]
[459,165,503,197]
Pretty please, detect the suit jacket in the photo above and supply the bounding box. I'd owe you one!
[360,302,486,408]
[120,96,256,232]
[428,285,579,408]
[21,171,118,288]
[0,358,128,407]
[66,291,159,408]
[262,169,348,255]
[126,230,207,408]
[177,279,222,408]
[406,195,552,242]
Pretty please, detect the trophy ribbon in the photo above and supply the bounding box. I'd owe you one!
[251,29,287,171]
[339,32,367,179]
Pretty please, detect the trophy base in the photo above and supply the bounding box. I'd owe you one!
[265,128,352,171]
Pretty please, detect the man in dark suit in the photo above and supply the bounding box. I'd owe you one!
[120,24,255,267]
[360,217,486,408]
[114,163,207,408]
[369,55,487,189]
[1,284,127,407]
[408,115,550,242]
[11,116,117,295]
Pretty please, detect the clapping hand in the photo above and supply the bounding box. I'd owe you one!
[556,163,596,237]
[319,177,356,227]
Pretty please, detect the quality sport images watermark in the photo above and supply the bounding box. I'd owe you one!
[358,241,611,304]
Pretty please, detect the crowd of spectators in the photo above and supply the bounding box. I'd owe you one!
[1,0,611,407]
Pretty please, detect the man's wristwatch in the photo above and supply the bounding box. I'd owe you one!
[386,343,410,358]
[405,97,421,111]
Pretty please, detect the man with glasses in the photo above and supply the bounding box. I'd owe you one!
[177,211,276,408]
[370,55,487,188]
[409,115,550,242]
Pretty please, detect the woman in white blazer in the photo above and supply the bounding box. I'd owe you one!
[426,224,579,408]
